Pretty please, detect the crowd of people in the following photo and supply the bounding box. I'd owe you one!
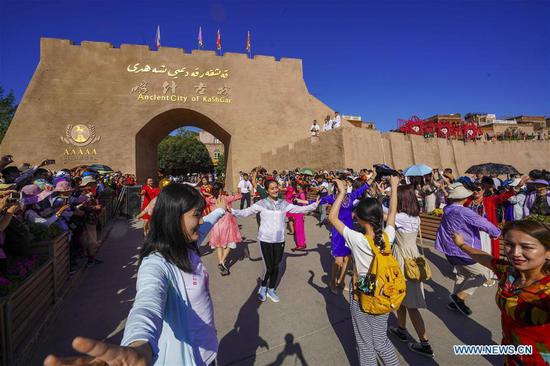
[44,163,549,366]
[0,154,138,291]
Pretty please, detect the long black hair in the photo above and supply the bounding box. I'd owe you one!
[353,197,386,250]
[139,183,206,273]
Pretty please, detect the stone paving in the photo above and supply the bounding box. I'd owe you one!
[30,214,503,365]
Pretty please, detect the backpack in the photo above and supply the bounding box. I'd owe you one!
[353,232,406,314]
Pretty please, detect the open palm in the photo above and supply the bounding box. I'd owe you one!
[43,337,150,366]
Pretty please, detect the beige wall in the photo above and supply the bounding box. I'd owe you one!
[0,38,334,188]
[260,125,550,175]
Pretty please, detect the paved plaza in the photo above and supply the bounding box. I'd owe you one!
[31,214,503,366]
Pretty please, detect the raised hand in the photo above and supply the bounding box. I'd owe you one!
[43,337,151,366]
[333,179,346,195]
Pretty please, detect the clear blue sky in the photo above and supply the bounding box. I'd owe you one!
[1,0,549,131]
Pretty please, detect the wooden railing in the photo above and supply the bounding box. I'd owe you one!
[0,195,115,366]
[419,213,441,241]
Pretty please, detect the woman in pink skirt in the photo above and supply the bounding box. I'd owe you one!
[292,184,309,251]
[285,184,297,235]
[208,182,242,276]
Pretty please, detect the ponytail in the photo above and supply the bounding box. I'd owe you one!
[353,197,386,250]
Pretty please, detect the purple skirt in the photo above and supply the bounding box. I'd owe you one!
[331,229,351,257]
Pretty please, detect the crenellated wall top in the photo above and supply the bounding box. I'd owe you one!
[39,37,302,67]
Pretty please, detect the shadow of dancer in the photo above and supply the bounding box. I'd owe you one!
[217,279,269,366]
[422,246,457,280]
[423,278,503,365]
[267,333,309,366]
[307,269,358,365]
[275,250,308,289]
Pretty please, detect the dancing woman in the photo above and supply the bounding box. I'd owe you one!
[138,177,159,236]
[136,178,171,236]
[291,184,310,251]
[207,182,243,276]
[44,184,228,366]
[232,178,319,303]
[388,184,434,357]
[199,176,214,215]
[318,178,370,294]
[328,176,401,366]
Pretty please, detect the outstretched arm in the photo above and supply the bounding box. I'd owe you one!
[232,203,262,217]
[452,233,493,269]
[287,199,319,214]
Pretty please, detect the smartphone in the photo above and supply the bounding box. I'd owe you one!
[44,159,56,165]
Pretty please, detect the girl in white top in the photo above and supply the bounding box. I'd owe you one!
[232,178,319,303]
[329,176,400,366]
[389,184,434,358]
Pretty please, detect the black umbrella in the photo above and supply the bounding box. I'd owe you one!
[465,163,520,176]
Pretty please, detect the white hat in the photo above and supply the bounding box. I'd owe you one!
[448,185,473,200]
[448,182,464,189]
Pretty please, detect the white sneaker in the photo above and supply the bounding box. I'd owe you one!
[267,288,280,303]
[258,286,267,302]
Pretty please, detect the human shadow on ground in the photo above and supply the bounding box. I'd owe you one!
[266,333,309,366]
[225,239,261,271]
[217,279,270,366]
[275,249,309,289]
[422,278,502,365]
[387,312,440,366]
[422,246,456,280]
[305,242,358,365]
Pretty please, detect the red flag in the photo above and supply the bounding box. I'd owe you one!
[216,29,221,51]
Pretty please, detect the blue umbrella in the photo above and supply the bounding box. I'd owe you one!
[404,164,433,177]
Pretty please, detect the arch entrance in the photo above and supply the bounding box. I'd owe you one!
[137,108,230,184]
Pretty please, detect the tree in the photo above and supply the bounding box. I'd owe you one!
[0,86,18,144]
[158,134,213,175]
[215,153,225,177]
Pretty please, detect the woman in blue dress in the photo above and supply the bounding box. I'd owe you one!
[318,177,370,294]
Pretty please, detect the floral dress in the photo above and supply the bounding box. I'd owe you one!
[200,184,213,215]
[492,258,550,366]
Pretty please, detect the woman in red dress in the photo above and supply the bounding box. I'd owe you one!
[199,176,214,215]
[138,177,159,236]
[453,220,549,366]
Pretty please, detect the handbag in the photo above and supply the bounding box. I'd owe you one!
[398,225,432,281]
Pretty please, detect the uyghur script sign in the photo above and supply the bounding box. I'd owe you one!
[127,63,229,79]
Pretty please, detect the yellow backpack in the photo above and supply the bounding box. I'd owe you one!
[353,232,407,314]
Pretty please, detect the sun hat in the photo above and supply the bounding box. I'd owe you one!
[79,176,97,187]
[448,185,473,200]
[54,180,74,192]
[21,184,53,205]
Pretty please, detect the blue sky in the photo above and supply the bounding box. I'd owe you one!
[1,0,549,131]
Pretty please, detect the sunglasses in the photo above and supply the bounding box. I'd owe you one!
[474,187,483,192]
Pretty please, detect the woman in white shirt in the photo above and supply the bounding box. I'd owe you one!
[328,176,400,366]
[232,178,319,303]
[388,184,434,358]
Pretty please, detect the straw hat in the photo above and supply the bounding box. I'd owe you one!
[54,180,74,192]
[448,185,473,200]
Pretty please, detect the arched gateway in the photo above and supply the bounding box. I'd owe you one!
[1,38,333,187]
